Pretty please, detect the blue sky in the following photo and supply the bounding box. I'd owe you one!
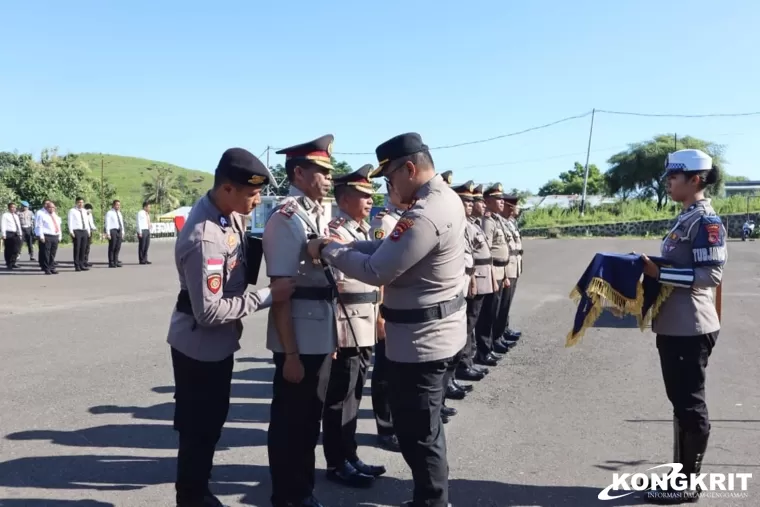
[2,0,759,193]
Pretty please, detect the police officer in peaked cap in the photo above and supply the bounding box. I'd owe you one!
[307,132,465,507]
[168,147,296,507]
[639,148,725,503]
[263,134,338,507]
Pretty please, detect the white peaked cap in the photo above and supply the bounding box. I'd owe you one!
[664,149,713,172]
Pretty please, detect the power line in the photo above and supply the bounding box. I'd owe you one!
[596,109,760,118]
[444,144,630,171]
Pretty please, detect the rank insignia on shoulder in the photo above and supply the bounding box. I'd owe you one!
[375,210,387,219]
[219,215,229,228]
[374,229,386,240]
[207,273,222,294]
[390,217,414,242]
[278,201,297,218]
[329,217,346,229]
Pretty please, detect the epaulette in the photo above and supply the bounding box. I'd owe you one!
[374,209,388,219]
[328,217,346,230]
[277,200,297,218]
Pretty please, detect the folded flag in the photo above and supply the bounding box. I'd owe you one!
[566,253,674,347]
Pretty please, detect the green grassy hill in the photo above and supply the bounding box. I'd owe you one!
[77,153,212,206]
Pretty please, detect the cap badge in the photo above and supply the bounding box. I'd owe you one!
[327,141,334,156]
[248,175,266,185]
[496,183,503,192]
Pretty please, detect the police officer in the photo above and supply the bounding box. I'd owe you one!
[262,134,337,507]
[493,194,522,346]
[367,187,407,452]
[501,196,523,343]
[640,149,726,504]
[478,183,510,365]
[454,182,491,383]
[465,185,492,377]
[322,164,386,488]
[167,147,295,507]
[308,132,465,507]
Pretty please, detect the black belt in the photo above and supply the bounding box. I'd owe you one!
[519,249,524,255]
[381,293,465,324]
[341,291,380,304]
[465,267,474,275]
[493,259,509,267]
[176,290,193,316]
[473,258,492,266]
[292,286,337,301]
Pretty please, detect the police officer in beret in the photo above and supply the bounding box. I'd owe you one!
[307,132,466,507]
[167,147,296,507]
[322,164,386,488]
[262,134,337,507]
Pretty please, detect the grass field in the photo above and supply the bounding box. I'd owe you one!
[77,153,212,206]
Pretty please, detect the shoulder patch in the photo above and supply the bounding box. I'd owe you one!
[692,215,726,267]
[374,228,386,240]
[389,217,414,242]
[277,201,297,218]
[329,217,346,229]
[207,273,222,294]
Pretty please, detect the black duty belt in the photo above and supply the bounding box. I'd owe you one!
[381,293,466,324]
[473,258,492,266]
[292,286,337,301]
[176,290,193,316]
[341,291,380,305]
[493,259,509,267]
[465,267,474,275]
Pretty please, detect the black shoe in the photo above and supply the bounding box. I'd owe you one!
[116,262,123,267]
[452,379,473,393]
[326,461,374,488]
[85,262,92,267]
[81,266,89,271]
[109,264,116,268]
[442,414,450,424]
[376,434,401,452]
[146,261,152,265]
[30,257,35,261]
[44,270,52,275]
[300,496,325,507]
[493,341,509,354]
[177,493,227,507]
[350,458,386,477]
[445,381,466,400]
[475,354,498,367]
[50,269,58,274]
[442,406,457,417]
[487,352,503,362]
[75,266,82,272]
[455,367,485,381]
[472,364,490,375]
[505,328,522,339]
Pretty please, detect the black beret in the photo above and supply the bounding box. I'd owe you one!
[483,182,505,199]
[439,170,453,186]
[276,134,334,171]
[369,132,429,178]
[333,164,375,195]
[452,180,476,201]
[215,148,277,188]
[472,184,484,201]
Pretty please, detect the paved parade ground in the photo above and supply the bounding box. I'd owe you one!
[0,238,758,507]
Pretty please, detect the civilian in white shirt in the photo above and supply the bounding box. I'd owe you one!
[105,199,125,268]
[137,201,153,265]
[1,202,23,269]
[34,201,62,275]
[34,199,51,269]
[83,203,97,267]
[68,197,92,272]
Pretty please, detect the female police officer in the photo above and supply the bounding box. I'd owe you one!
[640,148,726,504]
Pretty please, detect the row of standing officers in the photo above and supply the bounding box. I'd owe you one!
[167,132,524,507]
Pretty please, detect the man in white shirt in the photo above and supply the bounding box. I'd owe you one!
[34,199,51,269]
[105,199,125,268]
[84,203,97,267]
[1,202,23,269]
[34,201,62,275]
[137,201,153,265]
[68,197,91,272]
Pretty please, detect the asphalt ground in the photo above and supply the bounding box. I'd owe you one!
[0,238,758,507]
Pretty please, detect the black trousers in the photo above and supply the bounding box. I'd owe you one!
[461,296,484,369]
[84,233,92,265]
[40,235,59,272]
[388,357,452,507]
[475,292,499,356]
[268,353,331,506]
[171,347,234,503]
[138,229,151,263]
[21,227,34,256]
[108,229,122,265]
[72,230,88,268]
[371,340,394,437]
[493,279,517,339]
[656,332,718,436]
[323,346,373,468]
[3,231,20,267]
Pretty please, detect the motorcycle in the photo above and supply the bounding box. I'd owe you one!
[742,220,755,241]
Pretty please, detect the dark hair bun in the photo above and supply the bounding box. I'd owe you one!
[705,165,719,185]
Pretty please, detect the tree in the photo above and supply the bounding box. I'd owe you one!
[605,134,725,209]
[142,164,182,213]
[537,162,606,196]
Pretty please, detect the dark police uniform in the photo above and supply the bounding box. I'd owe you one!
[322,165,385,487]
[318,133,465,507]
[263,135,337,507]
[646,149,726,504]
[367,206,403,451]
[167,147,276,507]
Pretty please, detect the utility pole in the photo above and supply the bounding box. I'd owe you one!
[674,133,678,150]
[100,155,105,222]
[579,108,596,216]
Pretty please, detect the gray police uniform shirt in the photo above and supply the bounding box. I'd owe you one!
[481,212,510,284]
[369,207,403,240]
[321,174,467,363]
[507,217,523,277]
[501,216,520,279]
[465,217,495,297]
[328,210,379,348]
[262,186,337,355]
[167,193,272,362]
[653,199,726,336]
